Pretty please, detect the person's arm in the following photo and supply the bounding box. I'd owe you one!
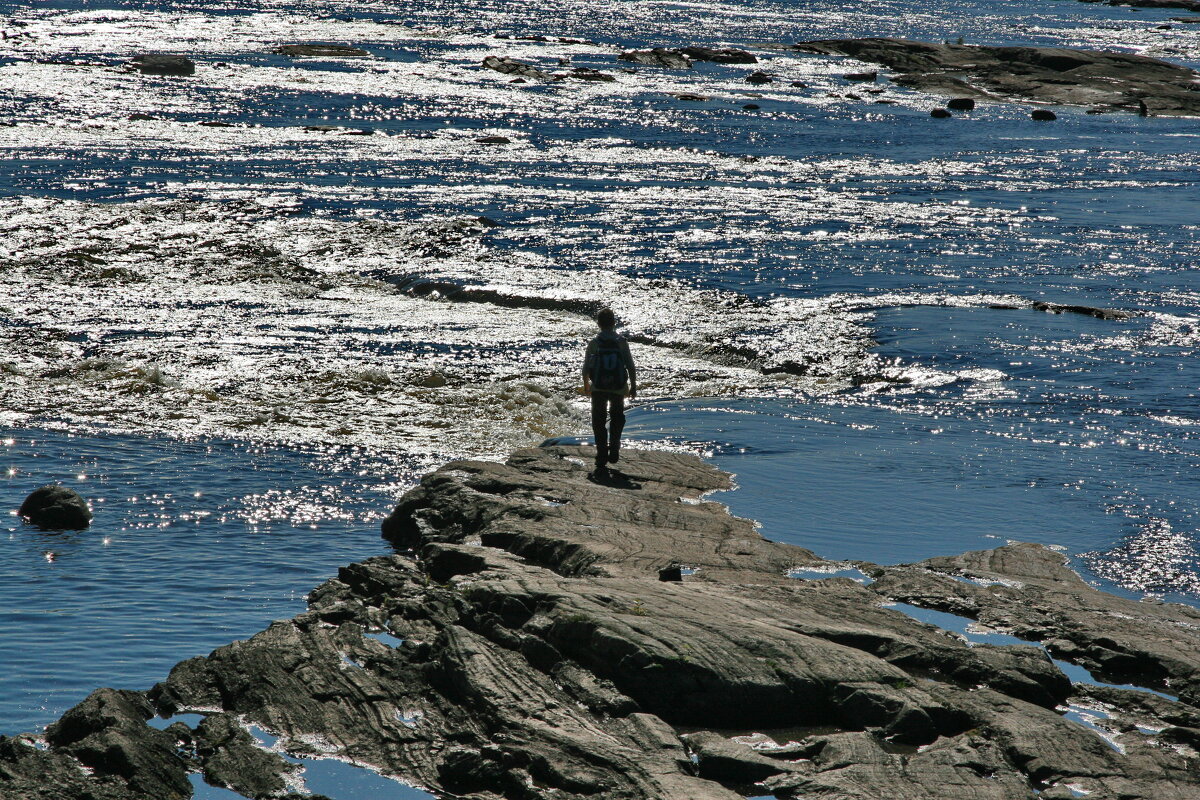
[621,339,637,398]
[582,340,595,395]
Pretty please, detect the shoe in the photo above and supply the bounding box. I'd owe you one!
[592,464,609,480]
[609,450,619,464]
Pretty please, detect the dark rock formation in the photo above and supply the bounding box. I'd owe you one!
[930,107,953,118]
[272,43,370,58]
[680,46,757,64]
[475,135,512,144]
[1031,108,1058,121]
[843,70,878,82]
[947,97,976,110]
[619,48,692,69]
[1032,300,1130,320]
[128,54,195,76]
[1093,0,1200,10]
[566,67,616,82]
[18,484,92,529]
[4,447,1199,799]
[482,55,559,82]
[745,70,772,84]
[672,92,710,101]
[792,37,1200,116]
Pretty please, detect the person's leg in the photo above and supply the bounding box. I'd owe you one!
[608,394,625,463]
[591,394,609,467]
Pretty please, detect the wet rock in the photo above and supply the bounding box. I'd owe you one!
[127,112,156,121]
[566,67,616,82]
[18,484,92,529]
[198,120,236,128]
[7,448,1200,800]
[682,731,804,784]
[672,92,711,101]
[1102,0,1200,9]
[680,46,757,64]
[474,135,511,144]
[46,688,190,798]
[129,53,195,76]
[930,107,953,118]
[194,712,294,798]
[1031,108,1057,120]
[482,55,558,82]
[1032,300,1129,319]
[619,48,692,69]
[870,542,1200,706]
[273,43,370,58]
[742,103,761,110]
[745,70,773,84]
[947,97,976,110]
[792,37,1200,116]
[843,70,878,81]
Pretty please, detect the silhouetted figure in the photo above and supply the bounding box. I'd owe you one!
[582,308,637,476]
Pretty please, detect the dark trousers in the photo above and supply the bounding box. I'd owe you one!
[590,393,625,465]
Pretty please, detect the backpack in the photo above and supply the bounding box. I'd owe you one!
[590,338,626,392]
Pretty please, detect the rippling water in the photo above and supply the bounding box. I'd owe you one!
[2,0,1199,745]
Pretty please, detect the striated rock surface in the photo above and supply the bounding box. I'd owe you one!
[792,37,1200,116]
[3,446,1199,799]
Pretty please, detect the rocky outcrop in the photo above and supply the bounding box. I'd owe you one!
[618,48,692,69]
[1090,0,1200,11]
[18,484,92,529]
[4,447,1199,799]
[680,46,757,64]
[272,44,370,58]
[128,54,195,76]
[791,38,1200,116]
[482,55,559,82]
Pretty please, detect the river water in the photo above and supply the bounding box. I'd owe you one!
[1,0,1198,756]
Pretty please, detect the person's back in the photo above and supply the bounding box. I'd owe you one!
[582,309,636,475]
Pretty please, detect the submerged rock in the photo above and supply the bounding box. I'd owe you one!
[792,37,1200,116]
[272,43,370,58]
[18,484,92,529]
[128,54,195,76]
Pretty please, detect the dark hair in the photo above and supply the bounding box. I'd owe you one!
[596,308,616,329]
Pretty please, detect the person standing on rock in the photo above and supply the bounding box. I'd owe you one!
[582,308,637,475]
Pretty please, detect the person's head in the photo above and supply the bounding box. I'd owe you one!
[596,308,616,331]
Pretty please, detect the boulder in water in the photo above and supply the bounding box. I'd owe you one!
[680,46,757,64]
[129,54,195,76]
[947,97,976,110]
[1031,108,1057,120]
[618,48,692,69]
[19,484,92,529]
[482,55,558,82]
[930,107,952,118]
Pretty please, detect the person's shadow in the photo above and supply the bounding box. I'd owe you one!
[588,467,641,490]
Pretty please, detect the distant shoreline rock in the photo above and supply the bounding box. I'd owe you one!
[791,37,1200,116]
[3,446,1198,799]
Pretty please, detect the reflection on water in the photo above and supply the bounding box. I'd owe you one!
[0,430,409,733]
[2,0,1200,756]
